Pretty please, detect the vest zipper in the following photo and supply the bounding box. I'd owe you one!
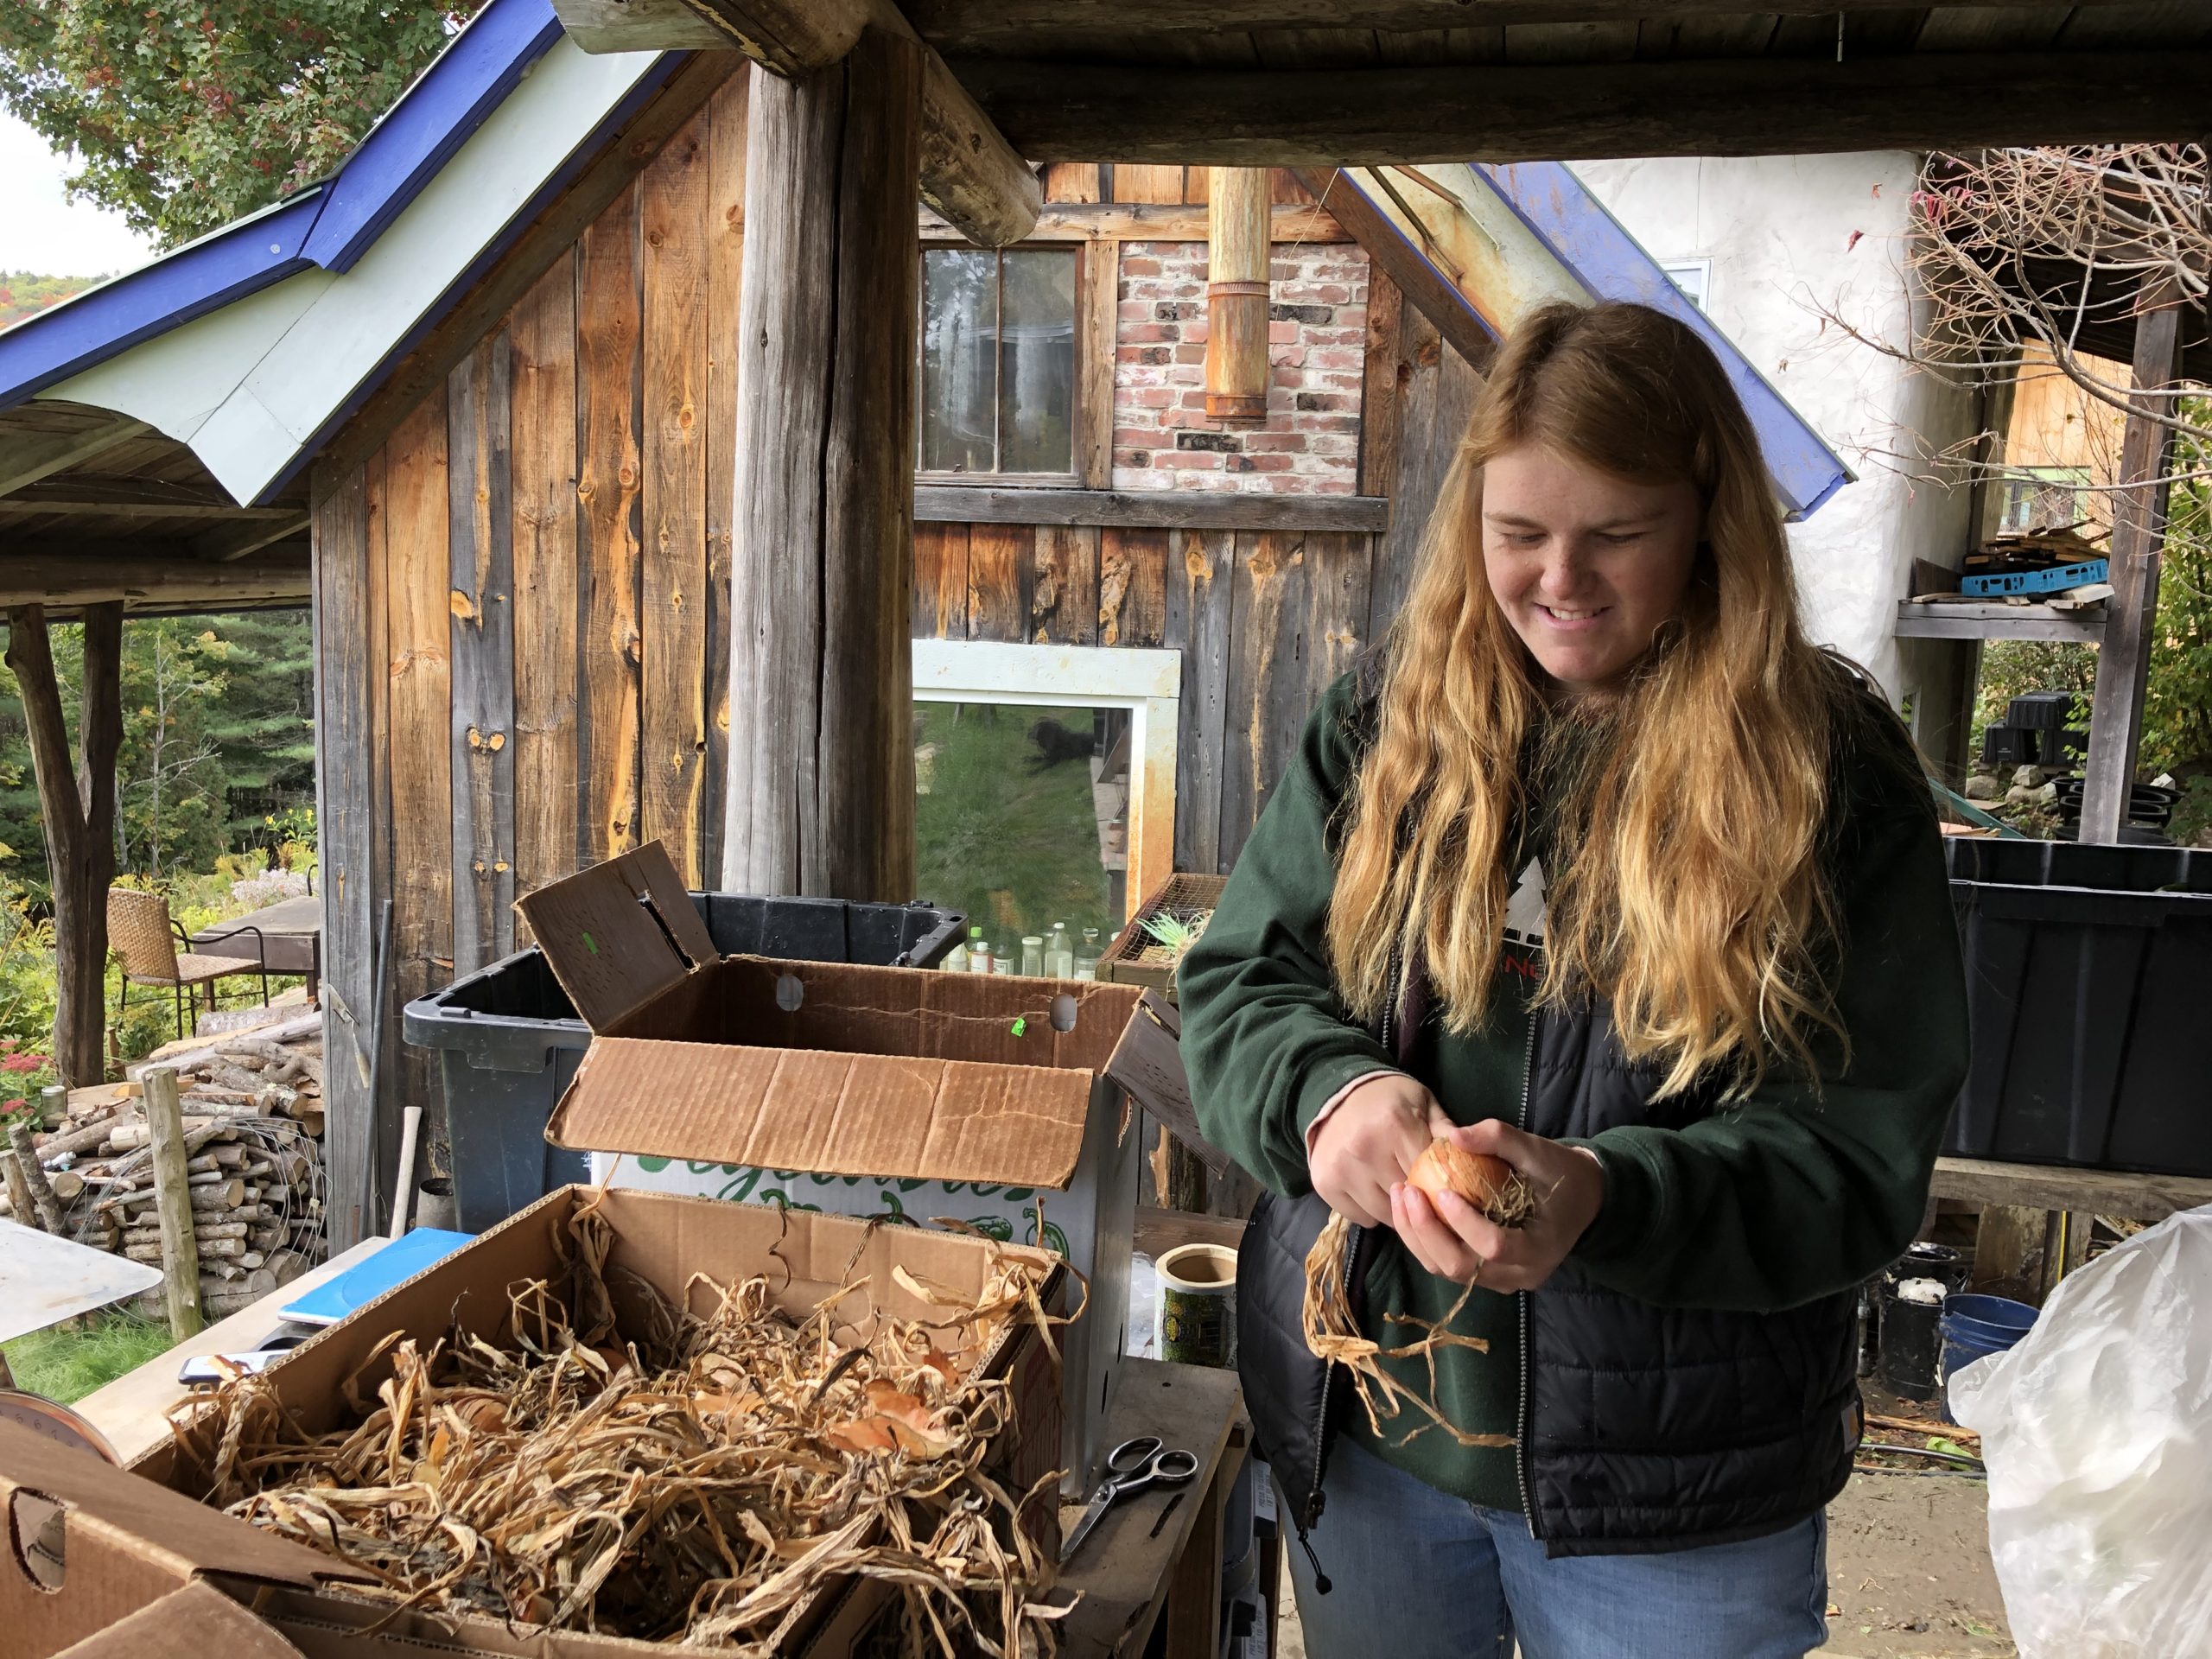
[1299,938,1405,1592]
[1514,1007,1541,1539]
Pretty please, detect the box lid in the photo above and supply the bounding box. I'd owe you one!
[544,961,1142,1192]
[513,841,721,1030]
[52,1582,304,1659]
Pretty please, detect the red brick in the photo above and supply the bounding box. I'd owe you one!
[1268,319,1301,343]
[1240,432,1308,453]
[1172,343,1206,365]
[1129,387,1174,409]
[1112,428,1158,447]
[1121,257,1164,276]
[1155,450,1224,471]
[1113,449,1153,467]
[1308,347,1363,370]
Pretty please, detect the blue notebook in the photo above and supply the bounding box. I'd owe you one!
[279,1229,474,1326]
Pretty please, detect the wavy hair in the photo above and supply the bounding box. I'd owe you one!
[1326,301,1866,1097]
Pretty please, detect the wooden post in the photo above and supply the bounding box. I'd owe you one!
[2080,282,2185,843]
[1205,168,1271,425]
[723,26,921,900]
[3,1148,39,1231]
[5,1122,65,1234]
[142,1066,203,1340]
[3,603,123,1089]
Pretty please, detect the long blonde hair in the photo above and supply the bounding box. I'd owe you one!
[1328,301,1866,1097]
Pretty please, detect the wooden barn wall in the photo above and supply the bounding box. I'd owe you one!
[313,75,748,1237]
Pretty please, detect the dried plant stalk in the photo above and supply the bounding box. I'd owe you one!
[166,1199,1071,1657]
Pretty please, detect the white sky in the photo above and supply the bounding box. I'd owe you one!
[0,111,159,279]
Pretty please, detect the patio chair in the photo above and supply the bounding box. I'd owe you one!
[107,888,270,1043]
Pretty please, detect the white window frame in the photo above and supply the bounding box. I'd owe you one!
[1662,257,1713,313]
[911,639,1181,922]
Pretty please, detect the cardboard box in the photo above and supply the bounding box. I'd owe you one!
[519,843,1146,1493]
[124,1185,1063,1656]
[0,1414,371,1659]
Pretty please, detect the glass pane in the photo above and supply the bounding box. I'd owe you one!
[921,249,997,473]
[997,249,1076,474]
[914,702,1118,956]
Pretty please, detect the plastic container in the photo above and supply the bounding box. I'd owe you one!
[1943,838,2212,1177]
[1940,1293,2037,1424]
[403,891,963,1231]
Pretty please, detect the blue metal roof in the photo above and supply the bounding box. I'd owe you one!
[0,0,568,413]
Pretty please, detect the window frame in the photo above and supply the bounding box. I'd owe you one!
[916,240,1090,491]
[1662,257,1714,313]
[910,638,1180,924]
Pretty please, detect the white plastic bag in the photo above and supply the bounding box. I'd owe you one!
[1949,1202,2212,1657]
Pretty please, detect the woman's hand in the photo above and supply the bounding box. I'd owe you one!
[1389,1118,1606,1291]
[1308,1072,1456,1228]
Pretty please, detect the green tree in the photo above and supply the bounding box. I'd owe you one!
[0,271,97,330]
[115,620,228,879]
[192,612,316,842]
[0,3,484,247]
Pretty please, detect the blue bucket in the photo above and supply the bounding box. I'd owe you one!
[1939,1293,2037,1422]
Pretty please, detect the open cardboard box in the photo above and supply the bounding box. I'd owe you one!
[518,842,1147,1493]
[115,1185,1065,1656]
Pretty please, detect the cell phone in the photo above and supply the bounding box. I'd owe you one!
[175,1331,311,1385]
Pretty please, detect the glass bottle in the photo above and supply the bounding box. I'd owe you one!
[942,935,967,972]
[965,924,992,973]
[992,939,1016,976]
[1046,921,1074,979]
[1020,934,1045,977]
[1073,926,1102,982]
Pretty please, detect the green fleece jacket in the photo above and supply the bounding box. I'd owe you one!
[1180,672,1970,1510]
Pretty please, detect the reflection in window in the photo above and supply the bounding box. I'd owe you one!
[1999,467,2091,534]
[920,248,1076,476]
[914,702,1126,963]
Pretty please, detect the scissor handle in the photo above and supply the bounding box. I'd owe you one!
[1150,1448,1199,1484]
[1106,1435,1164,1475]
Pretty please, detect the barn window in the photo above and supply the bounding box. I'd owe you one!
[919,248,1077,478]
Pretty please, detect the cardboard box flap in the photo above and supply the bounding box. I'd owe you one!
[1103,990,1234,1176]
[52,1581,304,1659]
[512,841,721,1030]
[0,1418,374,1595]
[550,1040,1098,1189]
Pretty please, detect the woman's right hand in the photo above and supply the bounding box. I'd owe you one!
[1308,1072,1454,1227]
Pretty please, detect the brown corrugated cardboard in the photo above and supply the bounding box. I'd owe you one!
[125,1185,1062,1656]
[520,843,1147,1493]
[0,1415,370,1659]
[52,1581,305,1659]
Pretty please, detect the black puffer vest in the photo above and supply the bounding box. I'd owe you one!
[1238,973,1862,1563]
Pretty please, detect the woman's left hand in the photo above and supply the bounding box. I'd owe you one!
[1389,1119,1607,1291]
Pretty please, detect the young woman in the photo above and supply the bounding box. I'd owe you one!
[1179,301,1968,1657]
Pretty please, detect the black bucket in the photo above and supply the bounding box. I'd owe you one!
[1877,1288,1944,1401]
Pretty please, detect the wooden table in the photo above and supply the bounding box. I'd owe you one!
[1057,1357,1249,1659]
[76,1236,385,1463]
[191,893,322,1001]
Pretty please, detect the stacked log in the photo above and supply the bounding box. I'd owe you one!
[2,1022,330,1316]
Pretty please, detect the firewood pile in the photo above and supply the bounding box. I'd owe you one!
[0,1014,329,1319]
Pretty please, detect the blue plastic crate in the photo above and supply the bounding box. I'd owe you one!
[1961,559,2107,597]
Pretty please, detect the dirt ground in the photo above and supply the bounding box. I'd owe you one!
[1274,1469,2011,1659]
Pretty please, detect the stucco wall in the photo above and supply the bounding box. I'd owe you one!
[1571,155,1981,706]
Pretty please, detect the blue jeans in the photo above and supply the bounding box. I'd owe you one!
[1286,1440,1829,1658]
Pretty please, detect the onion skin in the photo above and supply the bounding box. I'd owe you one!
[1406,1140,1517,1221]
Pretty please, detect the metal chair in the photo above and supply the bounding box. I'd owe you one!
[107,888,270,1043]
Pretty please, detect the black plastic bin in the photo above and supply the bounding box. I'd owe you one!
[1944,838,2212,1177]
[403,892,964,1230]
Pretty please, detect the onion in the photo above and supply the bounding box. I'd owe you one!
[1407,1139,1528,1225]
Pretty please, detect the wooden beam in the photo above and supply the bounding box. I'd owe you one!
[556,0,1039,246]
[193,512,312,562]
[0,416,151,499]
[915,484,1389,534]
[953,51,2212,166]
[724,27,922,899]
[923,199,1342,244]
[0,479,283,516]
[551,0,733,52]
[1292,166,1497,378]
[1931,1156,2212,1226]
[2080,284,2185,844]
[910,0,2158,38]
[0,548,309,608]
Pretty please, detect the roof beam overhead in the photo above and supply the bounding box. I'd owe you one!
[956,50,2210,165]
[0,545,309,609]
[909,0,2160,39]
[0,416,151,499]
[552,0,1039,245]
[193,512,313,562]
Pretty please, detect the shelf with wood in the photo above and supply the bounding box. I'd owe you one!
[1895,596,2108,643]
[1930,1156,2212,1224]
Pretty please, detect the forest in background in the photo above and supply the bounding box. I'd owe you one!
[0,271,96,330]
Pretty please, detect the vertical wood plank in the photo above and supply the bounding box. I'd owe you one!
[641,110,712,885]
[1033,523,1100,644]
[384,390,453,1163]
[913,521,969,639]
[1077,240,1119,488]
[1220,529,1306,867]
[364,448,395,1228]
[1100,526,1169,648]
[577,183,645,867]
[310,459,376,1249]
[1114,164,1189,205]
[447,333,517,977]
[701,68,750,887]
[510,253,580,918]
[1044,162,1101,203]
[1359,269,1405,498]
[1370,312,1479,639]
[1182,165,1211,204]
[967,520,1033,642]
[1164,528,1234,874]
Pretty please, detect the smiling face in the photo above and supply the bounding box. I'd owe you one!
[1479,442,1704,697]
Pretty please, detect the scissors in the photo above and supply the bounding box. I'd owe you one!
[1058,1434,1200,1564]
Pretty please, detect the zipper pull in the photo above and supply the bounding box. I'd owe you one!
[1293,1521,1332,1595]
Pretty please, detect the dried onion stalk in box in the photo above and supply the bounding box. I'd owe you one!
[166,1197,1075,1656]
